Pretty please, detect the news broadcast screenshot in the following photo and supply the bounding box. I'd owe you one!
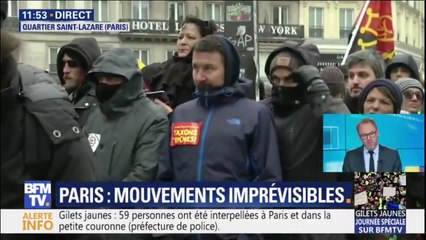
[1,0,424,239]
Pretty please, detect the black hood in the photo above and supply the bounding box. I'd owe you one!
[56,37,101,84]
[194,35,242,108]
[210,35,240,86]
[264,41,320,80]
[88,48,143,117]
[385,54,419,80]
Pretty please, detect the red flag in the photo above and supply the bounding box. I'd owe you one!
[344,1,395,62]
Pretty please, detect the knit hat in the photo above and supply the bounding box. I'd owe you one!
[359,79,403,113]
[0,1,7,28]
[269,50,305,74]
[321,66,345,84]
[321,67,346,98]
[395,77,424,100]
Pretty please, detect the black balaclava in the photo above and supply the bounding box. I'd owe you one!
[269,50,306,110]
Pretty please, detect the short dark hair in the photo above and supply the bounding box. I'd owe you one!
[181,16,216,37]
[347,50,385,78]
[193,35,226,61]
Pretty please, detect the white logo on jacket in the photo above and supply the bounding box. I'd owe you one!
[88,133,101,152]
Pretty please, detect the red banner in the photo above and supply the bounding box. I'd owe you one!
[348,1,395,60]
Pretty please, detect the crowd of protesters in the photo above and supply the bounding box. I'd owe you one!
[354,172,407,211]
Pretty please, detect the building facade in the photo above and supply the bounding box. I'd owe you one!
[4,0,424,83]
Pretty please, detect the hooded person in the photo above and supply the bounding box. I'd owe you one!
[1,2,104,240]
[142,16,217,109]
[395,77,424,114]
[260,41,351,240]
[56,37,101,126]
[359,79,403,114]
[84,48,169,186]
[385,54,420,81]
[261,41,349,180]
[157,34,281,240]
[158,35,281,183]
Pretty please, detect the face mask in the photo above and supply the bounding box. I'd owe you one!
[271,85,305,109]
[96,83,122,103]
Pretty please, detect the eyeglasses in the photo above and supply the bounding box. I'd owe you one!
[359,131,377,139]
[62,60,80,68]
[403,91,423,101]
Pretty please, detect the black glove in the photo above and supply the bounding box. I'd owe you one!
[289,65,322,89]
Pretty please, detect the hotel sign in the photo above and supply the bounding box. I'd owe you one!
[125,20,304,38]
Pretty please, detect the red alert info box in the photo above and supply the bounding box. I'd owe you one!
[1,182,424,234]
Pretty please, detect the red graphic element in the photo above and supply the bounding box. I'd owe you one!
[350,1,395,60]
[170,122,203,147]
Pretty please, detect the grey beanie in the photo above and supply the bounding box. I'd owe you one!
[395,77,424,99]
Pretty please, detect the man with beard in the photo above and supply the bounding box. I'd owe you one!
[57,37,101,126]
[344,50,385,113]
[1,2,103,239]
[261,41,350,240]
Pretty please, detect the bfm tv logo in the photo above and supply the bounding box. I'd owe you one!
[24,181,51,209]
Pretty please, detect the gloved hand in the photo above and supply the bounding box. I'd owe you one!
[289,65,322,88]
[289,65,329,94]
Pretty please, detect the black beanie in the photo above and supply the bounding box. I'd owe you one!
[359,79,403,113]
[0,1,7,28]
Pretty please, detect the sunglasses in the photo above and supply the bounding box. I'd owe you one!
[403,91,423,100]
[62,60,80,68]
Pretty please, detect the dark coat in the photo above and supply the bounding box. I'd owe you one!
[1,56,104,240]
[262,41,350,181]
[85,48,169,183]
[342,145,402,172]
[1,59,99,207]
[159,80,282,182]
[143,53,195,109]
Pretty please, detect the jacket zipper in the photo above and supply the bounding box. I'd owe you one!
[108,138,117,176]
[197,107,214,182]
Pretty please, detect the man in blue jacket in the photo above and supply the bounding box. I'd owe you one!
[158,35,282,183]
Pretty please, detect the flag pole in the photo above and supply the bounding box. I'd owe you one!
[341,0,371,65]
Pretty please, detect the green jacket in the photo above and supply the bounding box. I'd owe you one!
[84,48,169,182]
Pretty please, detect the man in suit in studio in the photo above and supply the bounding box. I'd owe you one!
[342,117,402,172]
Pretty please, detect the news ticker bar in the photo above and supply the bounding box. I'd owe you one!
[1,209,424,234]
